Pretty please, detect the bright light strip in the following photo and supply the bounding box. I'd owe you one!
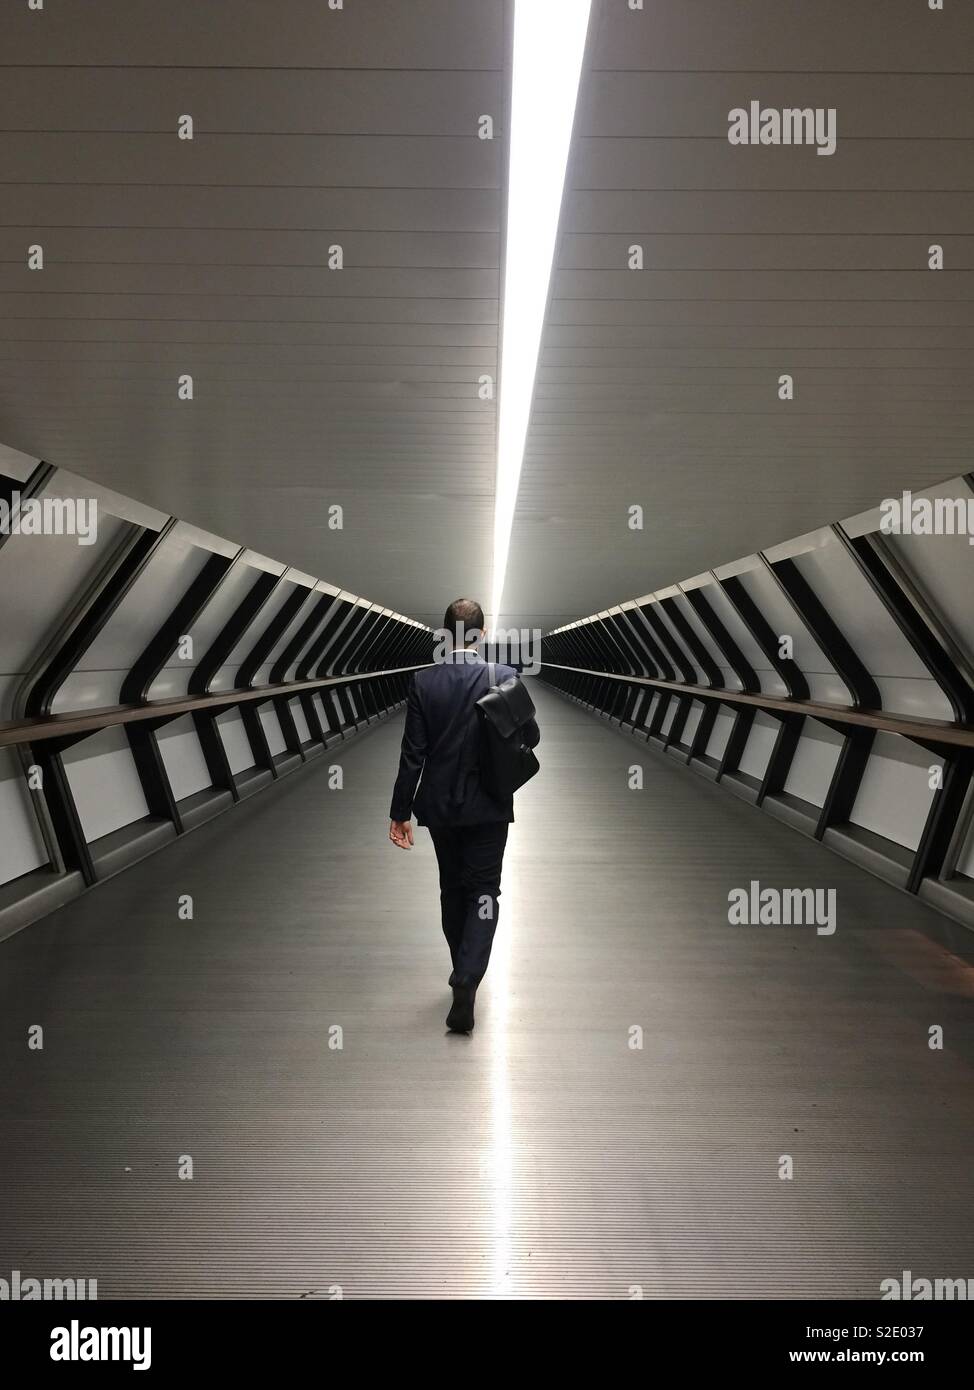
[488,0,591,634]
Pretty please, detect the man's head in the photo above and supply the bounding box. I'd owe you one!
[442,597,485,649]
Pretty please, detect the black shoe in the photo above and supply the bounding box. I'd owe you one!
[446,984,476,1034]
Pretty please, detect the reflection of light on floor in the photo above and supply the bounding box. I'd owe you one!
[488,888,514,1296]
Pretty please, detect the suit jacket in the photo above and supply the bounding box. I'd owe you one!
[389,650,541,827]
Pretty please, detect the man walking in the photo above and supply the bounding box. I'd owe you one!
[388,598,540,1034]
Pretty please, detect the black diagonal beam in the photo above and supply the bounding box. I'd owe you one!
[639,603,696,684]
[833,523,974,724]
[907,751,974,894]
[718,573,810,701]
[660,596,722,688]
[268,591,332,684]
[190,568,285,696]
[682,586,758,693]
[765,556,880,710]
[236,583,310,689]
[298,596,356,680]
[24,519,177,717]
[120,551,237,705]
[0,460,57,555]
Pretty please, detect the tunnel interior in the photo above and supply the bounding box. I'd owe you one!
[1,0,974,1308]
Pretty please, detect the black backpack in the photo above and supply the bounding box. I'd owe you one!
[476,663,540,801]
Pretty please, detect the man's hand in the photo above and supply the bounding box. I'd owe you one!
[389,819,414,850]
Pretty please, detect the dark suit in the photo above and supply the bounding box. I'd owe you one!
[389,649,540,987]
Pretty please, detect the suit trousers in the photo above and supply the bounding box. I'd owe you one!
[428,821,510,988]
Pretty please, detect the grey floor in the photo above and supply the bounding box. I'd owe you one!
[2,682,974,1299]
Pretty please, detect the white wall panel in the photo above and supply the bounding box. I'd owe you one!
[704,707,736,762]
[156,716,213,801]
[644,692,662,726]
[289,698,312,745]
[312,692,331,733]
[62,726,150,841]
[782,721,843,808]
[849,732,939,851]
[216,709,256,774]
[738,713,778,781]
[258,705,287,756]
[0,748,48,886]
[681,700,703,746]
[873,675,954,720]
[147,655,198,702]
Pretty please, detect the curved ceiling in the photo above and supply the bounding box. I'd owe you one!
[0,0,504,629]
[1,0,972,634]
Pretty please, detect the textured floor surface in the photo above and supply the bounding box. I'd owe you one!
[2,681,974,1299]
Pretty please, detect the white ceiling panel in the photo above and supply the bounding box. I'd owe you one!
[2,0,972,639]
[502,0,974,632]
[0,0,505,627]
[1,0,503,69]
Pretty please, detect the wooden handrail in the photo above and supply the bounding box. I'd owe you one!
[541,662,974,750]
[0,664,429,749]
